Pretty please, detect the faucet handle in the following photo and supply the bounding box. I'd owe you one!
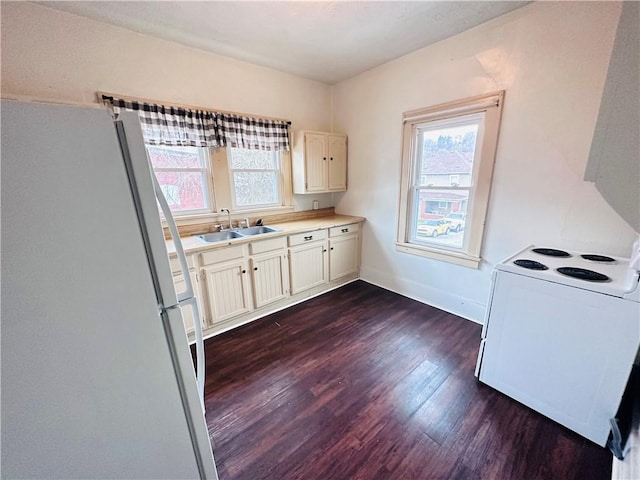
[213,224,222,232]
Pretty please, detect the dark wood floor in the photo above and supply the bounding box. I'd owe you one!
[203,281,612,480]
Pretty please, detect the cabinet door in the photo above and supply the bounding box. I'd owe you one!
[304,132,327,192]
[250,251,289,308]
[190,270,207,328]
[329,235,358,281]
[289,242,328,294]
[327,134,347,191]
[173,273,199,334]
[203,260,252,324]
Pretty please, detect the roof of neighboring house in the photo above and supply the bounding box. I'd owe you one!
[419,191,468,201]
[421,151,473,174]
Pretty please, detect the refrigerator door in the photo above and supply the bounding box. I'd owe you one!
[114,114,179,310]
[162,306,218,479]
[1,101,217,479]
[116,112,216,476]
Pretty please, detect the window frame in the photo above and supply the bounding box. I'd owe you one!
[396,91,504,269]
[145,145,215,217]
[227,148,283,211]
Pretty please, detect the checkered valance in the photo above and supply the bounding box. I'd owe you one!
[102,95,290,151]
[216,113,290,151]
[103,96,219,147]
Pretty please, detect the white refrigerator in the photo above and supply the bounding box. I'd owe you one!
[1,100,218,479]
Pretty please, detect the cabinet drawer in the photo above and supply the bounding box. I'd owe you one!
[169,254,197,274]
[288,229,327,247]
[200,245,245,266]
[250,236,286,255]
[329,223,359,237]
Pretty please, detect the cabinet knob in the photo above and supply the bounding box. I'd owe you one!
[323,249,327,252]
[330,157,334,161]
[323,157,327,161]
[330,247,334,250]
[242,269,246,274]
[254,267,258,271]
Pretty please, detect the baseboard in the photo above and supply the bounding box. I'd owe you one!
[359,265,486,324]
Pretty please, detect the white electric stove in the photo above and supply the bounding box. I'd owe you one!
[476,241,640,447]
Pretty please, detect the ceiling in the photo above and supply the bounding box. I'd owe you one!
[38,1,530,84]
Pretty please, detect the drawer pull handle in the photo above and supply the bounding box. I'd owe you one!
[341,228,349,233]
[304,236,313,241]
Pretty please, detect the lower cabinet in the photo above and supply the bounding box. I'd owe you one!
[171,255,205,335]
[328,224,359,281]
[177,222,361,340]
[250,237,289,308]
[288,230,328,295]
[200,245,253,325]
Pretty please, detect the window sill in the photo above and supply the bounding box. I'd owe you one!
[395,241,480,269]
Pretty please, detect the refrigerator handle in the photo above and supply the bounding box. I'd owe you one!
[150,172,206,407]
[150,173,193,303]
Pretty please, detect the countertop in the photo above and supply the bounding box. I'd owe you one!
[166,214,365,256]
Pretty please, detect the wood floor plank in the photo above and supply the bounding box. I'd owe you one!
[203,280,612,479]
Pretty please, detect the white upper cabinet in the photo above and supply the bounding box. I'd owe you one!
[292,131,347,194]
[327,134,347,191]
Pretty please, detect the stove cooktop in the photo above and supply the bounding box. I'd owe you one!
[498,245,636,297]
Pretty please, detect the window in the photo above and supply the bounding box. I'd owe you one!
[228,148,281,209]
[146,145,213,215]
[145,144,291,219]
[397,91,504,268]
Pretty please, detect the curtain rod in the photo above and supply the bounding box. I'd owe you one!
[97,91,292,125]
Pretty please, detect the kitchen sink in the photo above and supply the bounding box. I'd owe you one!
[236,226,281,236]
[197,226,281,243]
[198,231,244,243]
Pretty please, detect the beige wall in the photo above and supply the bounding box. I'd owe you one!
[0,2,336,211]
[332,1,637,320]
[3,2,636,322]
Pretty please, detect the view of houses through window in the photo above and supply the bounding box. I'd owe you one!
[412,118,479,249]
[146,146,212,215]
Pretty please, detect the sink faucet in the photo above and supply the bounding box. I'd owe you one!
[220,208,232,230]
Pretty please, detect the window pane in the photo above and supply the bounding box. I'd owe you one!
[147,146,204,169]
[229,148,277,169]
[413,189,468,249]
[232,172,278,207]
[419,123,478,187]
[154,171,208,212]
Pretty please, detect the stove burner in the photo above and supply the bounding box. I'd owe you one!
[581,254,615,263]
[514,259,549,270]
[556,267,610,282]
[532,248,571,257]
